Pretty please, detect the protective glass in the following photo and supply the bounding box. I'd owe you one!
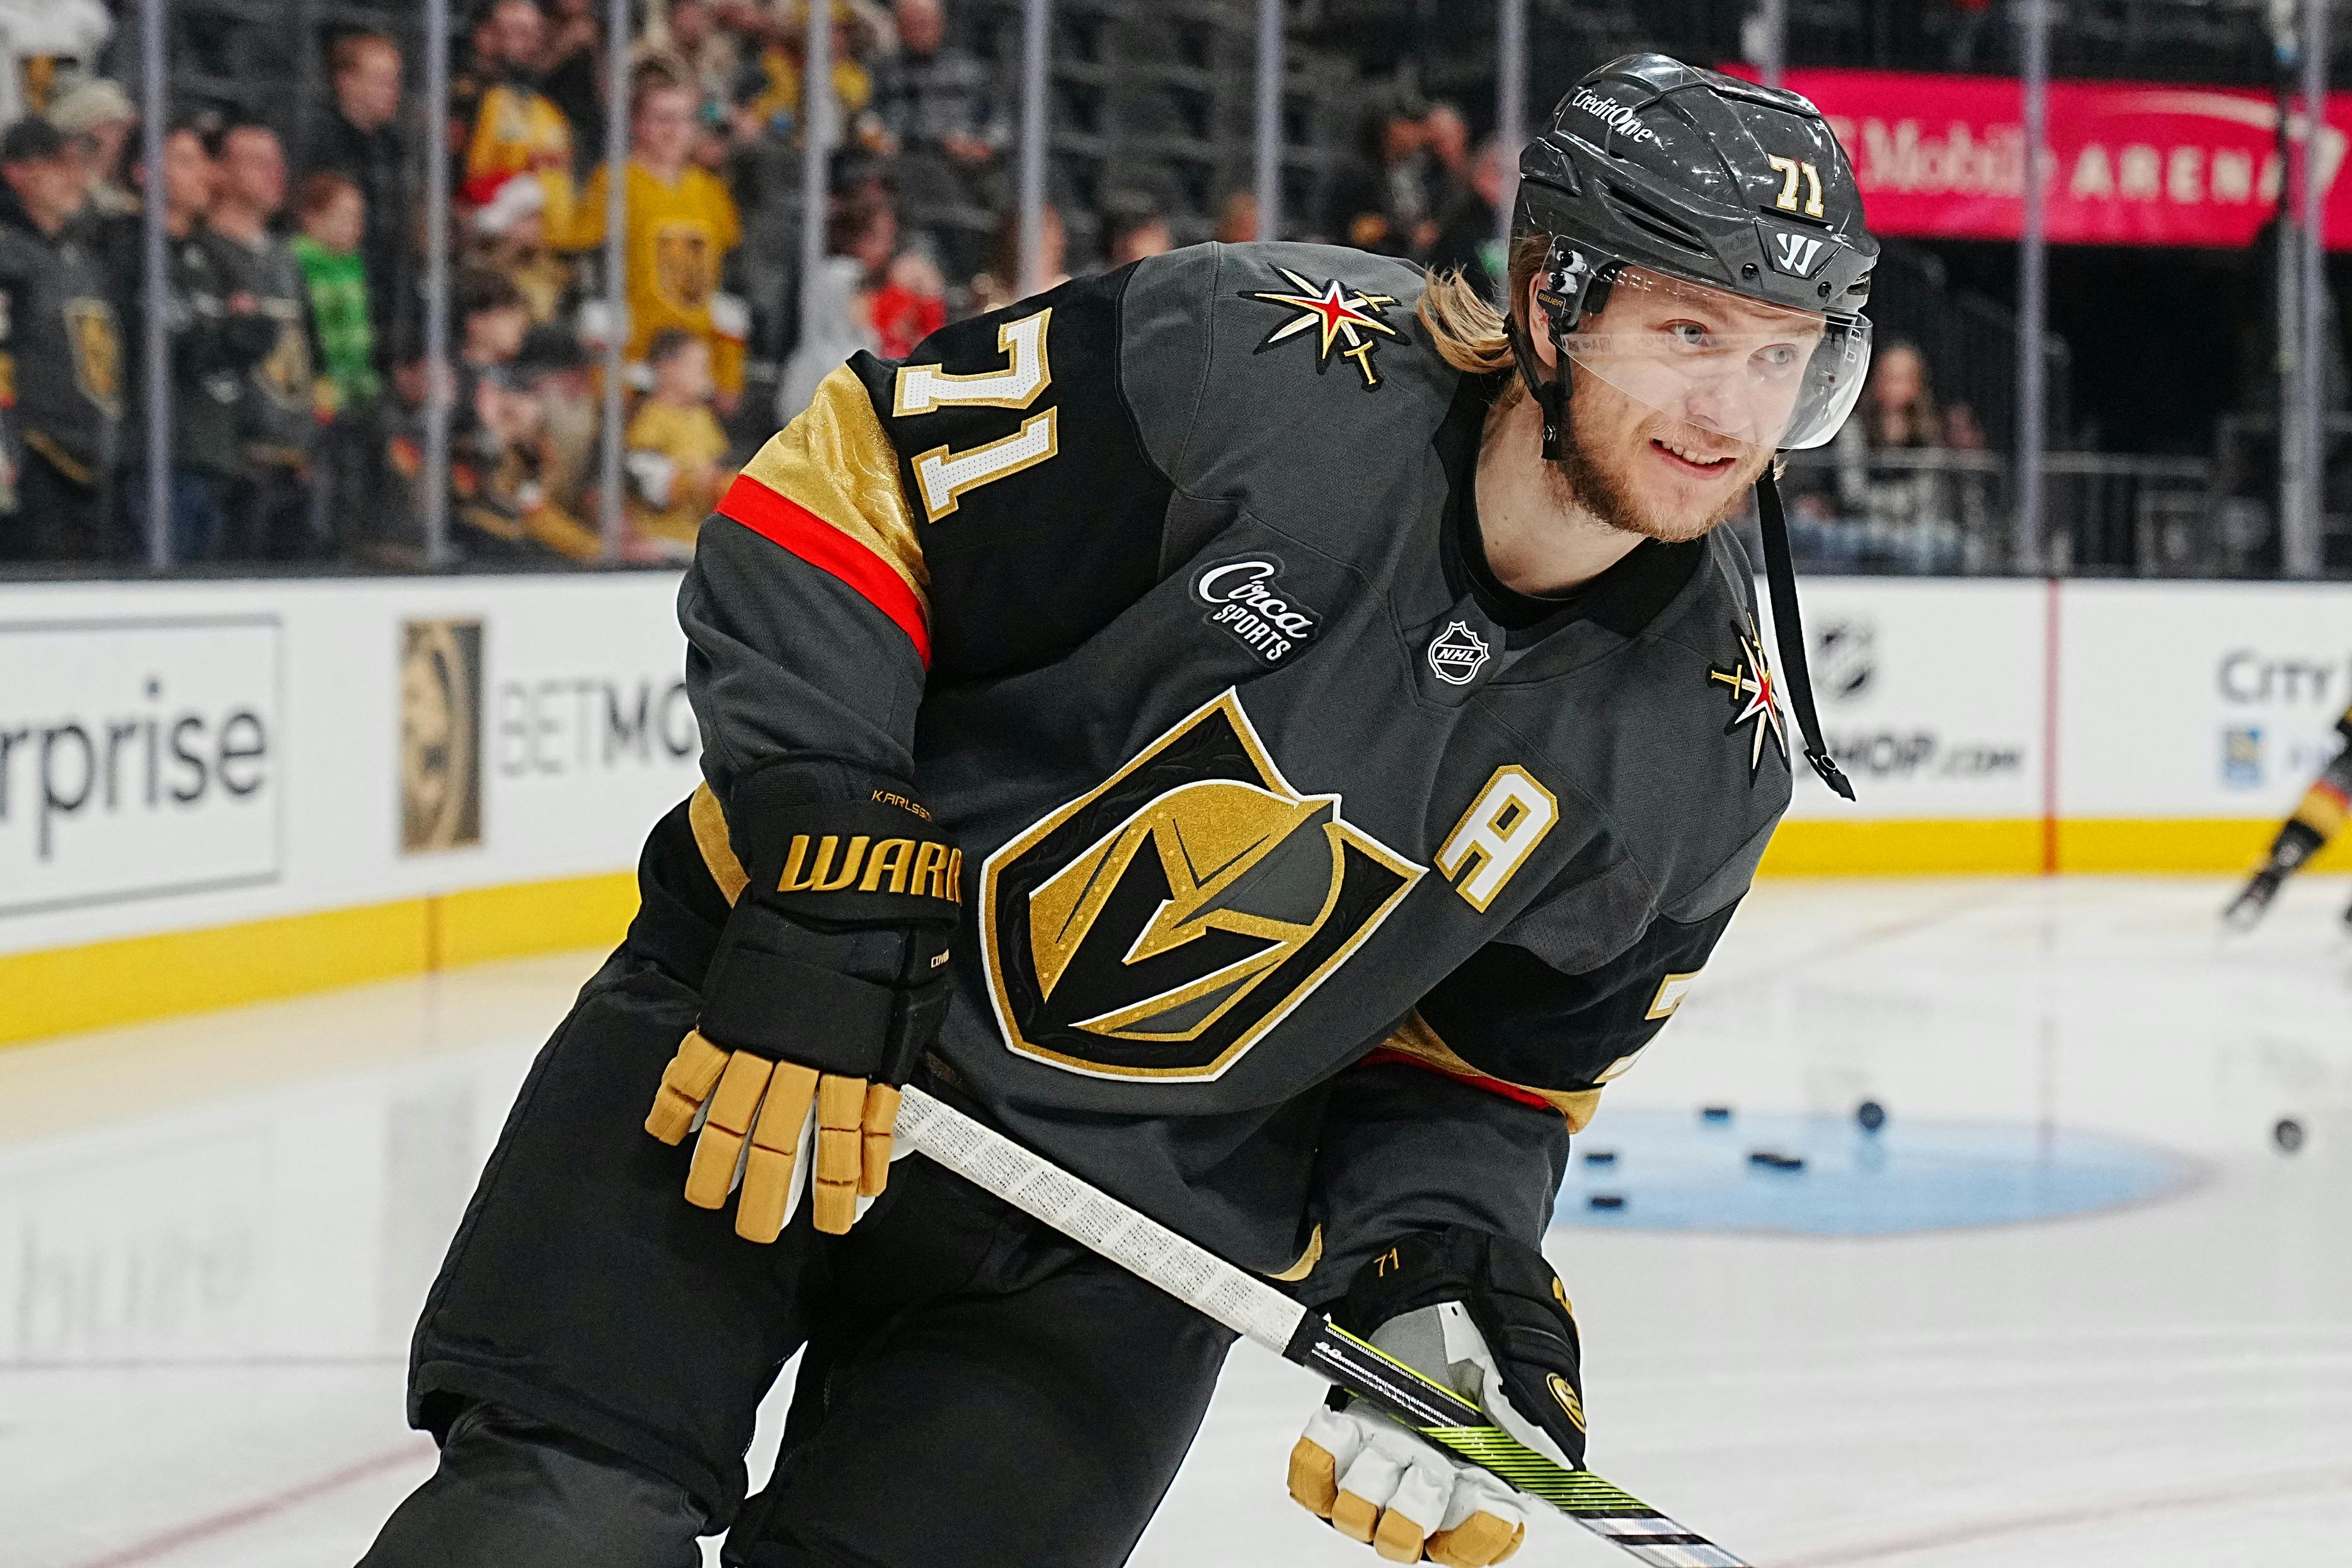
[1561,267,1871,453]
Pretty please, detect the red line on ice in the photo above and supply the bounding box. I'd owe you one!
[67,1438,434,1567]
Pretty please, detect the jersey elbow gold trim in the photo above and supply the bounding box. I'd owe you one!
[1377,1010,1603,1134]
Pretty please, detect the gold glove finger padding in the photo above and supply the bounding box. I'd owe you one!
[645,1029,731,1145]
[1286,1435,1341,1519]
[736,1062,820,1243]
[810,1074,868,1235]
[859,1083,900,1197]
[1426,1513,1524,1568]
[684,1050,777,1209]
[1330,1489,1382,1545]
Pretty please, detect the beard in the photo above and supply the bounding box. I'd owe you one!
[1557,408,1774,543]
[1488,374,1772,544]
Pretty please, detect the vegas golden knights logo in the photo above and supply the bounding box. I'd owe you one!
[401,619,483,854]
[980,692,1423,1080]
[64,298,122,419]
[655,224,716,311]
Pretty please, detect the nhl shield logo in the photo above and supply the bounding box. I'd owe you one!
[979,691,1424,1080]
[1426,621,1491,687]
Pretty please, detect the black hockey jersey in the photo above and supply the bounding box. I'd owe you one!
[675,241,1792,1283]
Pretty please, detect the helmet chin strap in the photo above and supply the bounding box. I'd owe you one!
[1501,242,1854,800]
[1753,467,1855,800]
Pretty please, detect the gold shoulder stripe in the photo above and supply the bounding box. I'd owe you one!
[743,364,929,607]
[1379,1010,1603,1134]
[689,782,750,907]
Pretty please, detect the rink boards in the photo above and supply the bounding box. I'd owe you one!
[3,571,2351,1040]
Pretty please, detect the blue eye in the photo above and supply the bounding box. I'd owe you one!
[1668,322,1712,348]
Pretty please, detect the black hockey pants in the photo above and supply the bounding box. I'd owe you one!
[363,803,1236,1567]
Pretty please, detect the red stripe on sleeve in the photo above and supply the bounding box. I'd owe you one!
[716,474,931,667]
[1360,1047,1558,1113]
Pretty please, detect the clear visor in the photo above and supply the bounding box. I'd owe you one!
[1561,267,1871,454]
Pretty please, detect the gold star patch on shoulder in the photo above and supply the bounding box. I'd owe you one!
[1709,617,1789,778]
[1243,266,1399,388]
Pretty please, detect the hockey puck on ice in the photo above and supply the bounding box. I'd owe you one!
[1748,1150,1804,1171]
[1857,1100,1886,1133]
[1582,1150,1617,1166]
[1701,1106,1733,1123]
[2274,1118,2306,1153]
[1588,1194,1626,1210]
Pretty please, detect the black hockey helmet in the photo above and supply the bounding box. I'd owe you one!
[1508,55,1878,798]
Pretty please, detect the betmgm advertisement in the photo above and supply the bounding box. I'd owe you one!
[400,618,485,855]
[1,576,704,968]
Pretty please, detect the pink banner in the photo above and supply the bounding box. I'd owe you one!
[1758,67,2351,249]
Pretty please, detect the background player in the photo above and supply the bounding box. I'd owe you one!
[2224,699,2352,931]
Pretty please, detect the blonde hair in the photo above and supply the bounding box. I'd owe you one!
[1415,235,1551,375]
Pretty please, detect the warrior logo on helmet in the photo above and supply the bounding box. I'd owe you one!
[980,691,1423,1080]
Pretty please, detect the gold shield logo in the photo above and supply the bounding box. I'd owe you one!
[400,620,484,854]
[980,691,1423,1080]
[64,298,122,418]
[654,224,714,311]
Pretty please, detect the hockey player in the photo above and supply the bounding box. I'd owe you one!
[363,55,1874,1568]
[2223,699,2352,931]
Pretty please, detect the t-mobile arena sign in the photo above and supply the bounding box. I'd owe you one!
[1743,66,2352,249]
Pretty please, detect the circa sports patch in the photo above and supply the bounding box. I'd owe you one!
[1189,553,1322,666]
[1242,266,1401,389]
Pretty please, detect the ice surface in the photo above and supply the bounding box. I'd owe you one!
[3,877,2348,1567]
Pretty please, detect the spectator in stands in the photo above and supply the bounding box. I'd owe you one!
[473,173,568,324]
[466,0,577,240]
[871,248,946,357]
[1322,94,1436,258]
[105,115,277,564]
[873,0,1003,271]
[968,202,1067,313]
[626,327,734,558]
[777,192,892,419]
[0,0,110,129]
[48,76,135,219]
[540,0,608,171]
[208,122,323,561]
[454,359,601,563]
[517,321,597,530]
[0,115,118,562]
[665,0,743,115]
[570,64,747,414]
[292,169,382,561]
[742,0,886,147]
[1215,190,1258,244]
[292,172,378,415]
[304,30,413,371]
[1422,100,1473,214]
[1822,339,1978,573]
[1425,138,1506,299]
[1103,192,1174,267]
[454,265,532,420]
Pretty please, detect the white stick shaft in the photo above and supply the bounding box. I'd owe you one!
[893,1086,1309,1354]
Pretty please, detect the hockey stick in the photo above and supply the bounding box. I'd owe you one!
[892,1085,1752,1568]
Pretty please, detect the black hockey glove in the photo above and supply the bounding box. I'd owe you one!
[1288,1228,1585,1566]
[645,760,961,1240]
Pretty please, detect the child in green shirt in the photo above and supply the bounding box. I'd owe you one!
[290,171,379,411]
